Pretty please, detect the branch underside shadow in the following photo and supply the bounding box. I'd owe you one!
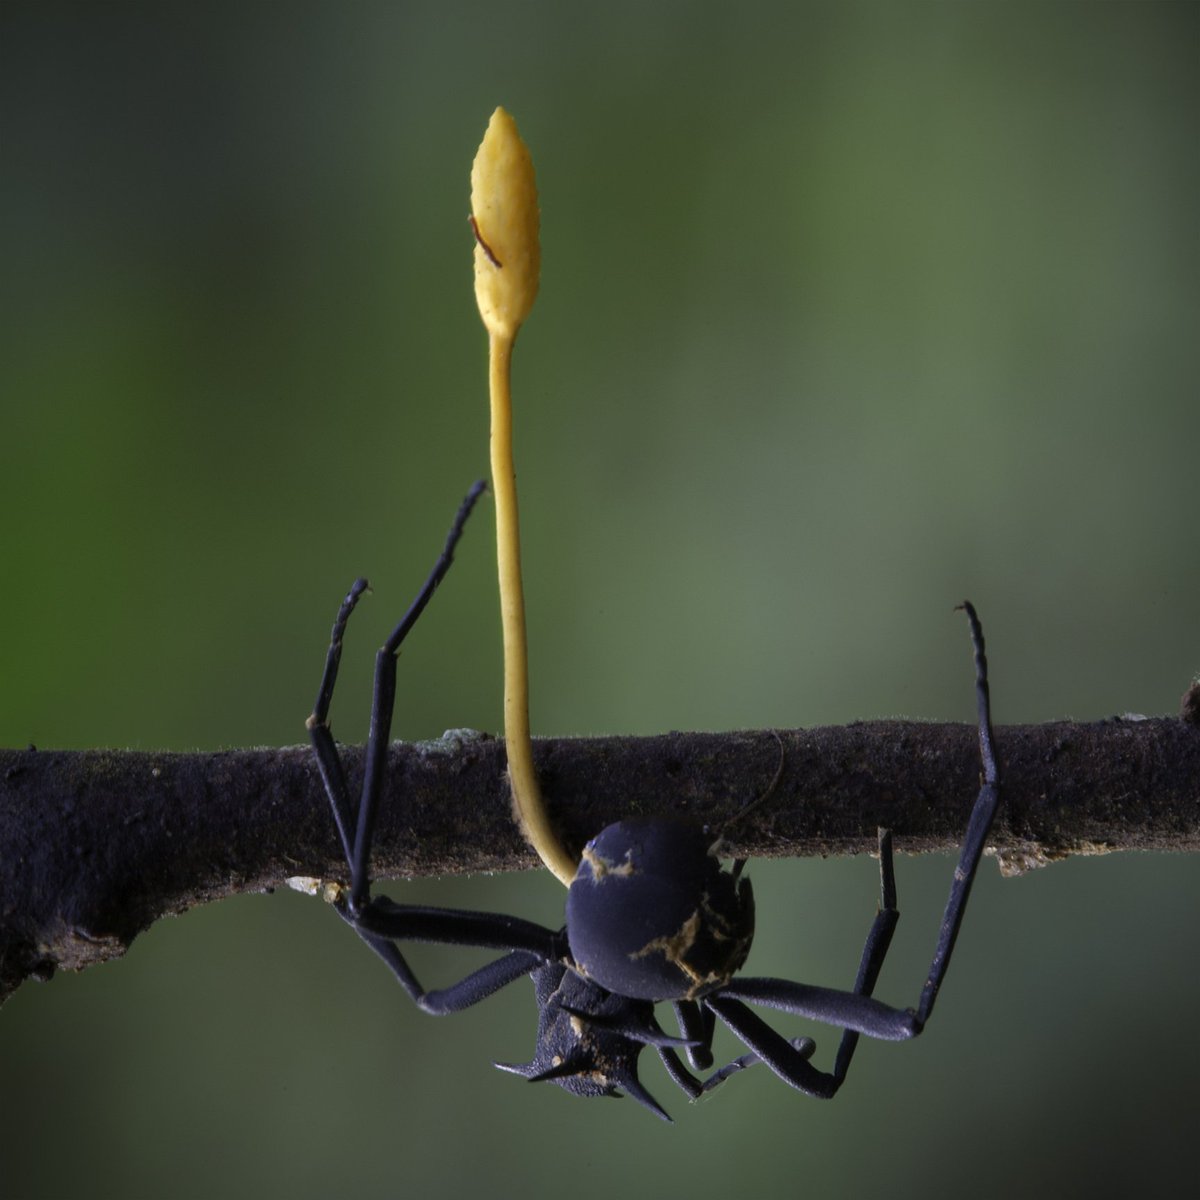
[2,716,1198,1004]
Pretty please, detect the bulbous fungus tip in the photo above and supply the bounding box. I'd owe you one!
[470,106,541,339]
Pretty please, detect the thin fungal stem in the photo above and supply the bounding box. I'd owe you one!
[488,329,577,886]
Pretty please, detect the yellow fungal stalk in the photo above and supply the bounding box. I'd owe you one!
[471,107,576,887]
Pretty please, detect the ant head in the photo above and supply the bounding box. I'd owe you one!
[496,962,674,1120]
[564,818,755,1003]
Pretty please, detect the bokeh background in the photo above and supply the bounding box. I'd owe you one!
[2,2,1197,1197]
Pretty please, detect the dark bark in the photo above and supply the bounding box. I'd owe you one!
[2,714,1198,1004]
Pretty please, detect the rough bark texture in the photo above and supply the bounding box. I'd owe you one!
[2,714,1198,1004]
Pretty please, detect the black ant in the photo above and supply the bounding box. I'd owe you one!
[305,481,1000,1120]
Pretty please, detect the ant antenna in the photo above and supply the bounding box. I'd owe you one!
[707,730,786,865]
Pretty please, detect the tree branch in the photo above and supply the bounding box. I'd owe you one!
[3,712,1198,1004]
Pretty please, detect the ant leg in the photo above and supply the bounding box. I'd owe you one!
[347,919,544,1014]
[657,1046,705,1099]
[657,1001,717,1099]
[913,600,999,1028]
[667,850,891,1104]
[830,827,901,1083]
[672,1000,716,1070]
[705,995,842,1099]
[306,482,557,1017]
[305,480,486,886]
[715,602,1001,1080]
[307,578,371,866]
[659,1035,818,1101]
[330,875,561,1014]
[715,838,912,1044]
[348,479,487,911]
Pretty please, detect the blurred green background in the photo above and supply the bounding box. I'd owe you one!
[2,2,1197,1197]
